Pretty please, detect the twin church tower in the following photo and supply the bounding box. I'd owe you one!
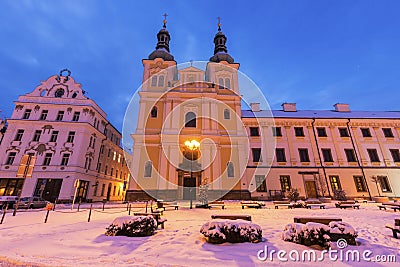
[127,17,253,201]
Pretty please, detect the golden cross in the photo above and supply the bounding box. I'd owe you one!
[163,13,168,28]
[217,17,221,31]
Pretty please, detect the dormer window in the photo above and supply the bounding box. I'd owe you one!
[55,88,65,98]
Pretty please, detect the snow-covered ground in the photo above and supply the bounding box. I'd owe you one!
[0,201,399,266]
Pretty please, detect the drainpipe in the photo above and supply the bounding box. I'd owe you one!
[347,119,372,200]
[311,118,331,197]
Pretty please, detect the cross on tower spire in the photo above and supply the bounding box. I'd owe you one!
[217,17,221,31]
[163,13,168,28]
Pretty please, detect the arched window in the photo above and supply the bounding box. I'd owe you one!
[158,76,164,87]
[218,78,224,88]
[224,109,230,119]
[227,162,234,177]
[144,161,152,177]
[151,76,157,87]
[225,78,231,89]
[151,106,158,118]
[185,112,196,128]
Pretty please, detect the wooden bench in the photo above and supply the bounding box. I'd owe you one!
[156,201,179,211]
[305,200,326,209]
[294,217,342,225]
[335,201,360,209]
[211,214,252,221]
[379,205,400,212]
[241,201,263,209]
[133,212,167,229]
[208,201,225,209]
[385,219,400,238]
[273,201,293,209]
[354,198,368,203]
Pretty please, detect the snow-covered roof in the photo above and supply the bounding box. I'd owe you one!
[241,109,400,119]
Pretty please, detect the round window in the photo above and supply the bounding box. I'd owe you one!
[55,88,65,98]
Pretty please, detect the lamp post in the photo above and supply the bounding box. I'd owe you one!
[184,140,200,209]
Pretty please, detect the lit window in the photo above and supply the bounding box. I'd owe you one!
[280,176,291,192]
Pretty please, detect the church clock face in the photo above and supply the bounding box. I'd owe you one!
[55,88,65,98]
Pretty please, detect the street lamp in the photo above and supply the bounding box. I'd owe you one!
[184,140,200,209]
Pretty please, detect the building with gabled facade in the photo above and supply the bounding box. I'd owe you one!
[0,70,129,202]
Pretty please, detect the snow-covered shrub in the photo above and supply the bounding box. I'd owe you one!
[333,189,347,201]
[302,222,331,248]
[291,200,305,208]
[200,219,262,244]
[285,188,300,202]
[282,221,357,247]
[105,216,157,237]
[328,221,357,245]
[281,223,304,243]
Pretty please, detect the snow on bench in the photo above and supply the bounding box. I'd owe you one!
[208,201,225,209]
[211,214,252,221]
[335,201,360,209]
[273,201,293,209]
[294,217,342,225]
[241,201,263,209]
[305,200,326,209]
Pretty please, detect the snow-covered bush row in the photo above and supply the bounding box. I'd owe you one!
[282,221,357,248]
[105,216,157,237]
[200,219,262,244]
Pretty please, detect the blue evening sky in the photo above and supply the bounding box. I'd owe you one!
[0,0,399,131]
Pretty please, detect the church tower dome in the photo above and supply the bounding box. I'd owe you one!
[148,14,174,61]
[209,18,234,64]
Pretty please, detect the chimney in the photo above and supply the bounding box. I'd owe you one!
[334,103,350,112]
[250,103,260,112]
[282,103,297,112]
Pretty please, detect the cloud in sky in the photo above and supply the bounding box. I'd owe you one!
[1,0,400,129]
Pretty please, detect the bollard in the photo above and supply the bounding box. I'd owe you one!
[102,200,106,211]
[126,202,129,211]
[128,204,132,215]
[53,199,57,211]
[145,201,148,213]
[88,204,92,222]
[44,209,50,223]
[0,206,8,224]
[77,199,82,212]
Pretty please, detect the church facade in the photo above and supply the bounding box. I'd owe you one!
[126,21,400,201]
